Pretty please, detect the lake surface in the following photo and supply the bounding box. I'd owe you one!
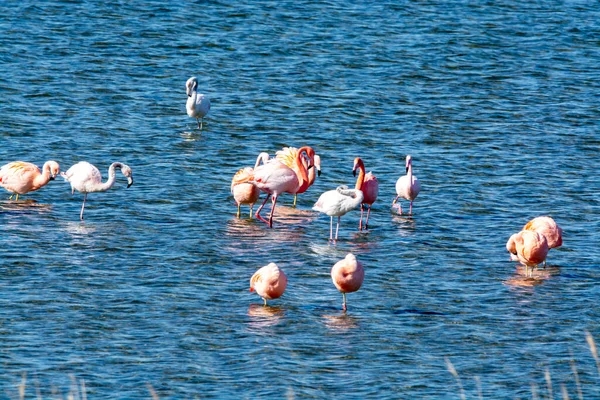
[1,1,600,398]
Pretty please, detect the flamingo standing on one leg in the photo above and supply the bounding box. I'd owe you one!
[331,253,364,312]
[353,157,378,230]
[231,152,270,218]
[276,147,321,207]
[512,230,549,277]
[251,146,315,228]
[313,186,364,242]
[0,160,60,200]
[393,155,421,215]
[186,76,211,130]
[250,262,288,306]
[523,216,562,266]
[61,161,133,220]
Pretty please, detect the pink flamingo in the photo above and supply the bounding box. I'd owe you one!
[523,216,562,259]
[393,155,421,215]
[276,147,321,207]
[250,262,288,306]
[313,186,364,242]
[331,253,364,311]
[0,160,60,200]
[251,146,315,228]
[353,157,379,230]
[231,152,270,218]
[61,161,133,220]
[186,76,211,130]
[512,230,549,277]
[506,233,519,262]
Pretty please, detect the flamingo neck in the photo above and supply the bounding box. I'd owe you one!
[355,163,365,191]
[294,147,312,193]
[96,163,122,192]
[33,162,53,188]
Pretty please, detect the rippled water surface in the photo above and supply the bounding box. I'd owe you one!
[1,1,600,398]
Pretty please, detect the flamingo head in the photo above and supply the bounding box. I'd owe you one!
[186,76,198,97]
[352,157,364,177]
[48,161,60,180]
[405,155,413,173]
[314,155,321,177]
[120,164,134,188]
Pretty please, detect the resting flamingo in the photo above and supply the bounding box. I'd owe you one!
[250,262,288,306]
[313,185,363,242]
[331,253,364,312]
[251,146,315,228]
[512,230,549,277]
[353,157,378,230]
[0,160,60,200]
[523,216,562,265]
[393,155,421,215]
[231,152,270,218]
[186,76,211,130]
[61,161,133,220]
[276,147,321,207]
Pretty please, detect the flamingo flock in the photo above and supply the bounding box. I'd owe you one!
[1,75,566,314]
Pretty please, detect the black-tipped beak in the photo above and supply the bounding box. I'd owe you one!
[406,167,409,174]
[49,176,55,181]
[317,169,322,177]
[127,177,134,188]
[353,169,356,177]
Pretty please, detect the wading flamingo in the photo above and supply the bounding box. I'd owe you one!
[0,160,60,200]
[393,155,421,215]
[276,147,321,207]
[512,230,549,277]
[313,185,363,242]
[250,262,288,306]
[251,146,315,228]
[353,157,378,230]
[186,76,211,130]
[331,253,364,312]
[231,152,270,218]
[506,233,519,262]
[61,161,133,220]
[523,216,562,265]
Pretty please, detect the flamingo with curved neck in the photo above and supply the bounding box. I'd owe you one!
[231,152,270,218]
[61,161,134,220]
[186,76,211,130]
[353,157,379,230]
[251,146,315,228]
[0,160,60,201]
[313,185,364,242]
[393,155,421,215]
[276,147,321,207]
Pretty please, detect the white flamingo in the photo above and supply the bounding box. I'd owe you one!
[61,161,133,220]
[393,155,421,215]
[186,76,211,130]
[313,185,364,241]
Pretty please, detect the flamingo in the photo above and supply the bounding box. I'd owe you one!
[512,230,549,277]
[186,76,211,130]
[61,161,133,220]
[276,147,321,207]
[231,152,270,218]
[251,146,315,228]
[506,233,519,262]
[353,157,378,230]
[0,160,60,200]
[331,253,364,312]
[313,185,364,242]
[523,216,562,266]
[393,155,421,215]
[250,262,288,306]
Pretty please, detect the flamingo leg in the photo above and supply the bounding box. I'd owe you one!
[268,195,278,228]
[263,297,267,306]
[409,201,413,215]
[236,204,241,218]
[342,292,347,312]
[365,205,372,229]
[249,204,254,219]
[255,195,270,224]
[8,194,14,200]
[197,118,202,130]
[359,204,364,230]
[329,216,333,241]
[80,193,87,220]
[293,194,298,208]
[334,216,341,241]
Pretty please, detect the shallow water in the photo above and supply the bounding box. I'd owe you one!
[1,1,600,398]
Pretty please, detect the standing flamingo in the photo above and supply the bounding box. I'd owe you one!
[313,185,364,242]
[250,262,288,306]
[251,146,315,228]
[512,230,549,277]
[331,253,364,312]
[353,157,378,230]
[231,152,270,218]
[0,160,60,200]
[61,161,133,220]
[393,155,421,215]
[186,76,211,130]
[506,233,519,261]
[276,147,321,207]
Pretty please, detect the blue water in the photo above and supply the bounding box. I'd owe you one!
[1,1,600,398]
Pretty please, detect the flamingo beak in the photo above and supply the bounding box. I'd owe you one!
[127,177,134,188]
[353,169,357,177]
[317,169,321,177]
